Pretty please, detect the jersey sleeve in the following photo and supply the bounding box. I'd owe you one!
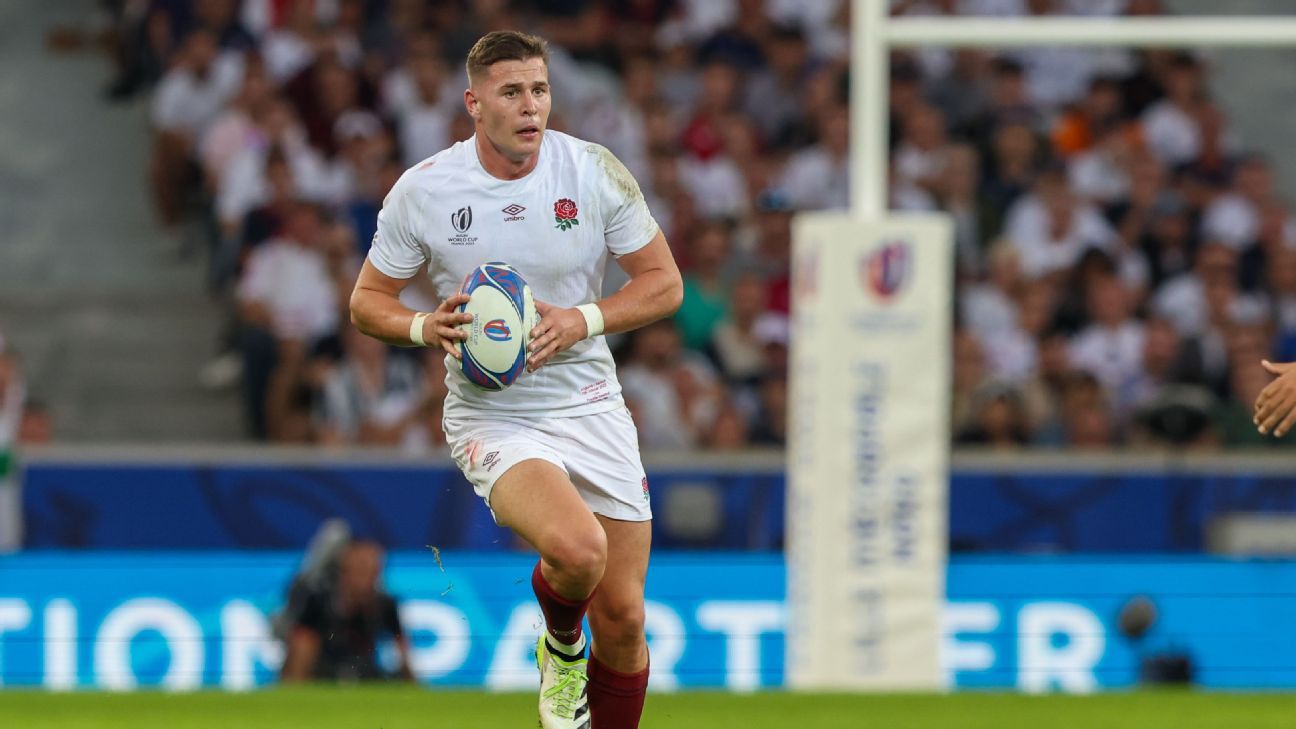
[591,145,660,256]
[367,181,428,279]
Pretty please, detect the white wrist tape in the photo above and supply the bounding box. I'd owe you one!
[576,303,605,338]
[409,312,430,347]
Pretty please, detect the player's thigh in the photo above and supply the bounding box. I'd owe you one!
[490,458,605,566]
[588,514,651,639]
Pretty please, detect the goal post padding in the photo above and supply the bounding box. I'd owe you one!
[786,212,953,690]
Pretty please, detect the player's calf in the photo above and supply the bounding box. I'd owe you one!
[587,595,646,669]
[586,572,650,728]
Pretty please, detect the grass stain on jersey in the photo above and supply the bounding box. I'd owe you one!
[590,144,643,204]
[590,143,660,240]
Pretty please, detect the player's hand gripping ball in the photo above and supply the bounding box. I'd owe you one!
[455,262,539,391]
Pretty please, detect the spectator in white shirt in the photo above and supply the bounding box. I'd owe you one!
[1151,242,1238,340]
[151,30,246,141]
[1201,155,1281,251]
[678,63,750,218]
[1137,190,1196,290]
[743,25,814,148]
[677,121,751,219]
[150,29,245,234]
[894,103,952,200]
[936,143,986,274]
[1141,54,1207,167]
[262,0,361,83]
[237,203,340,343]
[1106,153,1165,252]
[1128,315,1199,410]
[217,99,329,236]
[1004,168,1118,280]
[620,320,724,450]
[392,54,455,167]
[318,110,390,207]
[1007,0,1132,110]
[1067,124,1135,207]
[576,55,657,184]
[316,325,425,447]
[236,203,340,440]
[710,273,773,385]
[1153,242,1262,387]
[779,103,849,211]
[962,240,1023,340]
[198,56,275,190]
[380,32,458,116]
[1069,274,1145,411]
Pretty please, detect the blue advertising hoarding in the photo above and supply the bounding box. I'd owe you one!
[21,458,1296,552]
[1,553,1293,691]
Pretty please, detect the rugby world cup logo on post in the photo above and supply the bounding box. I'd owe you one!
[862,240,911,302]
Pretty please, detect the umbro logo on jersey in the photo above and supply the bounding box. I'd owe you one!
[502,204,526,222]
[448,206,477,245]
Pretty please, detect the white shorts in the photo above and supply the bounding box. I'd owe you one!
[444,406,652,522]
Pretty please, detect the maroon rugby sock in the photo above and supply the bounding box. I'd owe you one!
[588,652,649,729]
[531,560,593,648]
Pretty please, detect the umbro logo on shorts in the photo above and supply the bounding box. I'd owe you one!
[502,203,526,222]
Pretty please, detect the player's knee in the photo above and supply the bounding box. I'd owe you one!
[544,529,607,588]
[590,594,645,647]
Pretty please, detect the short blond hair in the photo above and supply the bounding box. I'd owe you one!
[466,30,549,84]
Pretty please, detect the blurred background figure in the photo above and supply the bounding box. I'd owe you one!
[280,534,413,684]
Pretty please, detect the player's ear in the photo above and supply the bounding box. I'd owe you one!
[464,88,479,120]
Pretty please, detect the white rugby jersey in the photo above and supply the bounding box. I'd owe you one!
[368,130,660,418]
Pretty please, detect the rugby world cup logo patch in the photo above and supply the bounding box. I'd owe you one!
[452,206,473,233]
[862,240,911,302]
[483,319,512,342]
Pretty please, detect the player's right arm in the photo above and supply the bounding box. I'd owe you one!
[349,261,471,358]
[349,176,472,357]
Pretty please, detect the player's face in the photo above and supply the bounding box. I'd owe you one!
[467,58,551,163]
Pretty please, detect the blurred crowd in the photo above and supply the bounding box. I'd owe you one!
[104,0,1296,450]
[889,0,1296,450]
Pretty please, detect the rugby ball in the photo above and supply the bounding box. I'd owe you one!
[456,262,538,391]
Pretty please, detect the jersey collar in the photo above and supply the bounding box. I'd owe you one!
[466,133,546,194]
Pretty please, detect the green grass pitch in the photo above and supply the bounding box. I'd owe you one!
[1,688,1294,728]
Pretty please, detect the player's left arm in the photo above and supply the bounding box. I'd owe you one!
[528,230,682,371]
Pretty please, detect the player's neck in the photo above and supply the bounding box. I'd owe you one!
[475,132,540,181]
